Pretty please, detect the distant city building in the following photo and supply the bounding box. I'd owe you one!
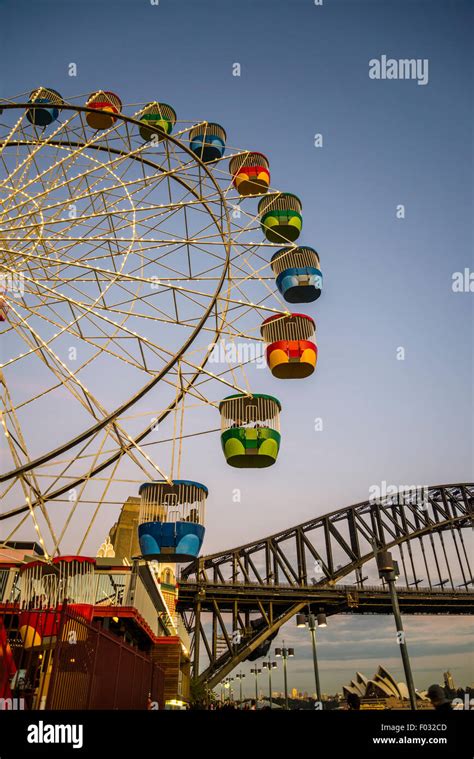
[444,671,456,693]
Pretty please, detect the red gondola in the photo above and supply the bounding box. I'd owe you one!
[85,91,122,130]
[229,152,270,196]
[260,313,317,379]
[18,557,96,648]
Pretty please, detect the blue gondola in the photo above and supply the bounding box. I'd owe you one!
[271,246,322,303]
[26,88,63,127]
[138,480,207,562]
[189,122,226,162]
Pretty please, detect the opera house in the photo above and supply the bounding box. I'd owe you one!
[342,666,431,709]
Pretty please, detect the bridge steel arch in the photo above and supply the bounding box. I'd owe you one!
[177,483,473,689]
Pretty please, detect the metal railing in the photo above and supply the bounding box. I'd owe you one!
[177,578,473,593]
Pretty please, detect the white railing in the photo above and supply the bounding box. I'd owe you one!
[132,575,164,637]
[94,570,176,638]
[94,572,130,607]
[0,568,20,603]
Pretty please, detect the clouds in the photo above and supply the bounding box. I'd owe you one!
[270,614,473,694]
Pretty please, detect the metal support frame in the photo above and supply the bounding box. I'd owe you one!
[178,484,473,688]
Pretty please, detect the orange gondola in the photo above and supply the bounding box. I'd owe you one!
[85,91,122,130]
[261,313,317,379]
[229,152,270,196]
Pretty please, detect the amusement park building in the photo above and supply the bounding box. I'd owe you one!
[0,527,191,709]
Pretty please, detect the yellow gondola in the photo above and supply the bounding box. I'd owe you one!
[261,313,317,379]
[229,151,270,196]
[85,91,122,130]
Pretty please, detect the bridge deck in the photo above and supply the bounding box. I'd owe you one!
[177,582,474,615]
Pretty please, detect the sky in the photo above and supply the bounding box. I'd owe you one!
[0,0,472,695]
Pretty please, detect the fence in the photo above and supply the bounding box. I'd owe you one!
[0,602,164,710]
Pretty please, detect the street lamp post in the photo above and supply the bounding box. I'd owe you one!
[377,550,417,710]
[262,659,277,708]
[223,677,234,703]
[275,643,294,709]
[250,667,261,705]
[296,608,327,706]
[235,671,245,708]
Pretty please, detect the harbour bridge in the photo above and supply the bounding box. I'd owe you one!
[177,483,473,688]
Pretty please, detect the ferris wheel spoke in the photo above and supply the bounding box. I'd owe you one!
[9,246,232,309]
[3,271,198,373]
[2,146,138,219]
[0,322,230,522]
[73,455,124,556]
[48,411,170,557]
[0,509,31,551]
[2,134,214,220]
[0,374,60,552]
[0,109,89,192]
[6,311,111,424]
[18,297,158,376]
[12,393,171,511]
[30,265,221,363]
[0,283,229,484]
[1,107,127,192]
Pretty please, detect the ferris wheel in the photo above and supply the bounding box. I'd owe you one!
[0,88,323,562]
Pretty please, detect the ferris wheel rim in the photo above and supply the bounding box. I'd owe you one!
[0,101,233,484]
